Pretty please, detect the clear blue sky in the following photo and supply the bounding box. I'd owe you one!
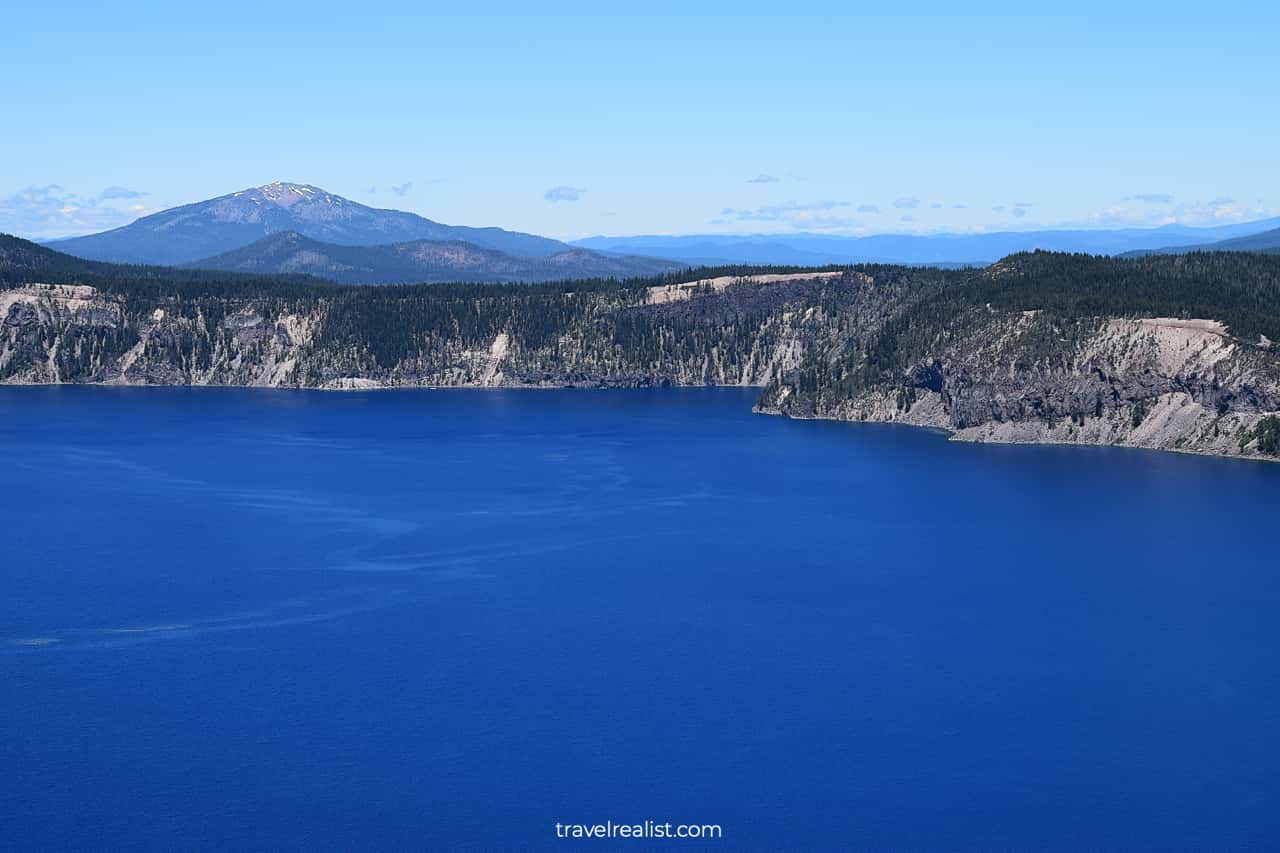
[3,0,1276,239]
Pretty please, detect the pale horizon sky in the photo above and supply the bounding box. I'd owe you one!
[3,1,1277,241]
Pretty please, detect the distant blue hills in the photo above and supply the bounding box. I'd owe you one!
[183,230,681,284]
[573,218,1280,266]
[1121,226,1280,258]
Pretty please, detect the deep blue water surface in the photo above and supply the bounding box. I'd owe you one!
[3,387,1279,852]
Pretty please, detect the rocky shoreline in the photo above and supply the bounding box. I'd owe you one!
[755,393,1280,464]
[6,253,1280,464]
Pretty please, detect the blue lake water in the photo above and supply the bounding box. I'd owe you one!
[2,386,1279,852]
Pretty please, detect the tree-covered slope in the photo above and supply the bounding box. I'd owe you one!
[187,231,683,284]
[757,251,1280,458]
[5,235,1280,459]
[1122,228,1280,258]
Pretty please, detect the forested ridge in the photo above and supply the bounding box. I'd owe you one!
[9,233,1280,347]
[786,250,1280,406]
[5,233,1280,458]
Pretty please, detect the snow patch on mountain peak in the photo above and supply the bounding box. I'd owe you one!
[259,182,327,209]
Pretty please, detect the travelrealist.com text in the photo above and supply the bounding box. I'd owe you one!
[555,821,723,840]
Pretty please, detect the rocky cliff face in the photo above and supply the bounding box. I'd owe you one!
[758,309,1280,461]
[6,258,1280,462]
[0,276,831,391]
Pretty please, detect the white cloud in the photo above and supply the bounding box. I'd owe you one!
[0,184,155,239]
[857,204,880,213]
[98,186,149,200]
[391,182,413,196]
[545,185,586,202]
[1088,195,1278,228]
[718,199,853,229]
[746,174,779,184]
[893,197,920,209]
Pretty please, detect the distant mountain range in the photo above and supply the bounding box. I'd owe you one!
[46,182,578,265]
[1121,227,1280,258]
[42,182,686,283]
[38,181,1280,282]
[188,231,680,283]
[573,218,1280,266]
